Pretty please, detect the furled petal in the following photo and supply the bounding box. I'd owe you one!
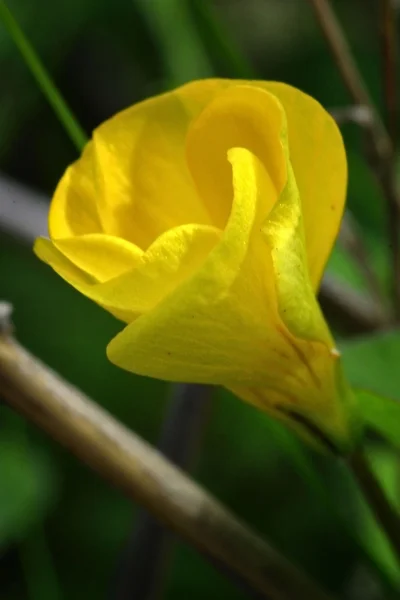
[262,151,333,346]
[185,84,285,228]
[107,147,353,447]
[34,224,221,321]
[49,141,102,239]
[261,82,347,289]
[177,79,346,289]
[107,148,281,382]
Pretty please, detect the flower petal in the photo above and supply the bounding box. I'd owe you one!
[34,238,95,286]
[53,234,143,282]
[107,147,280,382]
[179,78,347,288]
[35,224,221,321]
[185,84,286,228]
[259,81,347,290]
[49,141,102,239]
[262,154,333,347]
[106,147,353,447]
[91,92,211,247]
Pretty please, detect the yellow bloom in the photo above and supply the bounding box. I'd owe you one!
[34,79,358,452]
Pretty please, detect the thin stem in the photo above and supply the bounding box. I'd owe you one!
[339,213,390,319]
[380,0,398,151]
[0,0,87,152]
[113,384,213,600]
[319,276,388,334]
[307,0,400,315]
[268,421,399,596]
[307,0,389,146]
[348,449,400,566]
[329,104,373,127]
[0,326,335,600]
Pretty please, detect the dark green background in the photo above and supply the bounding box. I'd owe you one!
[1,1,400,599]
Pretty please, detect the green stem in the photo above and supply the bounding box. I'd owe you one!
[268,421,399,594]
[348,449,400,566]
[0,0,87,152]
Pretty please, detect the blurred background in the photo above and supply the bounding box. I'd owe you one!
[1,0,400,599]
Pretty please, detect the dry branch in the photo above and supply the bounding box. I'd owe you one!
[0,312,334,600]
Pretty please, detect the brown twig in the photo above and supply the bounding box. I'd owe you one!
[338,212,390,317]
[318,276,389,334]
[328,110,389,319]
[0,315,335,600]
[329,104,373,127]
[380,0,398,150]
[0,173,48,242]
[307,0,400,315]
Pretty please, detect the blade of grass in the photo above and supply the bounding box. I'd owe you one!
[0,0,87,152]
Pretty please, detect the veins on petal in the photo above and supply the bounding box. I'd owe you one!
[277,325,322,390]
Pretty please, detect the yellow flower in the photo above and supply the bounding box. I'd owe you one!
[34,79,358,452]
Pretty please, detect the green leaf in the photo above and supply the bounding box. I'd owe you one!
[356,447,400,584]
[355,390,400,450]
[342,330,400,400]
[342,330,400,449]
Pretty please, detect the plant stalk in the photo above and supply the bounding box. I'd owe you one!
[348,449,400,565]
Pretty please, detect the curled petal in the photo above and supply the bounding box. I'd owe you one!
[257,81,347,290]
[34,224,221,321]
[107,148,280,382]
[186,84,286,228]
[179,79,347,288]
[53,234,143,282]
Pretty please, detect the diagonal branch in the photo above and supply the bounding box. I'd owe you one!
[0,309,334,600]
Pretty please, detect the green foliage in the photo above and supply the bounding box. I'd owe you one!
[343,330,400,400]
[356,448,400,584]
[356,390,400,450]
[342,331,400,448]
